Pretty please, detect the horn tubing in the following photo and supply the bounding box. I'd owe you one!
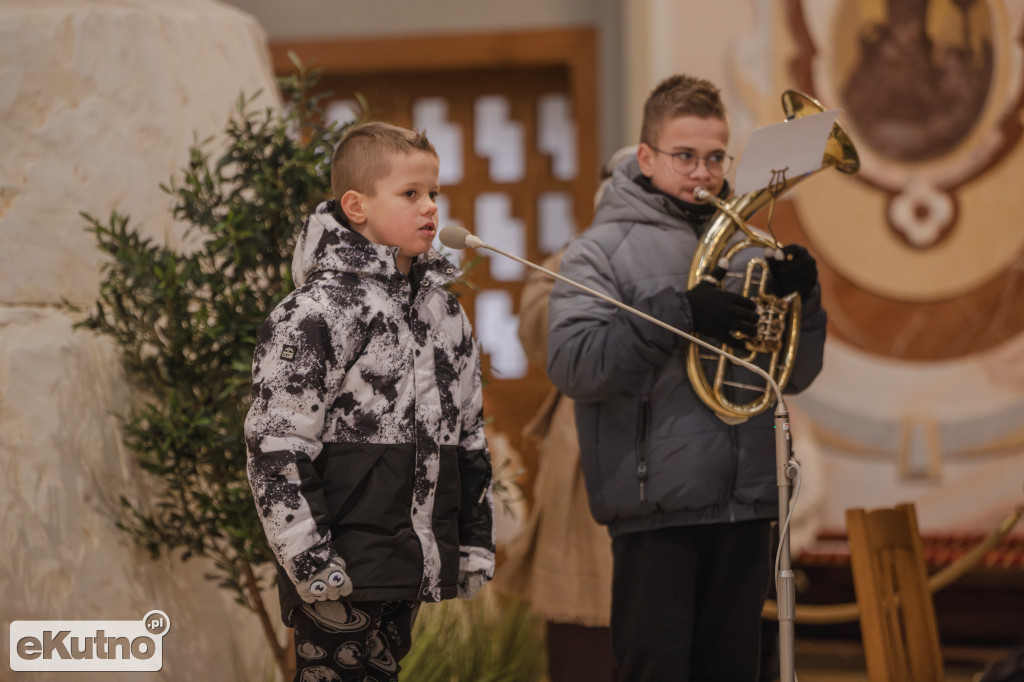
[684,89,860,422]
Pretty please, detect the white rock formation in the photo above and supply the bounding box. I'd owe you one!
[1,1,283,679]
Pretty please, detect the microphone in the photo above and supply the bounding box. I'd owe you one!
[440,225,484,250]
[438,225,784,406]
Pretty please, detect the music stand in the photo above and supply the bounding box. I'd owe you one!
[731,108,839,682]
[734,109,840,195]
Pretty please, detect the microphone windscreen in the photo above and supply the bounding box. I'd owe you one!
[439,225,471,249]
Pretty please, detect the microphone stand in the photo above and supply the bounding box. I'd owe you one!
[443,227,799,682]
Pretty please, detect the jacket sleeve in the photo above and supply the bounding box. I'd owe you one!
[244,297,342,586]
[783,285,828,394]
[546,237,690,401]
[456,314,496,579]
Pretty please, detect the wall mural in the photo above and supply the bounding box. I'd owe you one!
[730,0,1024,522]
[843,0,999,246]
[843,0,994,165]
[786,0,1024,319]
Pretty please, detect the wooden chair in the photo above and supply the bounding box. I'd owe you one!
[845,503,944,682]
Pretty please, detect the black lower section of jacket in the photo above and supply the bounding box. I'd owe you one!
[275,441,473,625]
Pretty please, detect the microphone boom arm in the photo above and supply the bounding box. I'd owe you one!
[468,236,785,407]
[441,225,801,682]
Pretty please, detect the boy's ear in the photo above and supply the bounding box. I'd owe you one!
[340,190,366,225]
[637,143,655,178]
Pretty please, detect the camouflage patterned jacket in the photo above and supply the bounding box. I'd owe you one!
[244,202,494,624]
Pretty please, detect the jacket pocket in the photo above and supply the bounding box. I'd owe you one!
[316,442,392,525]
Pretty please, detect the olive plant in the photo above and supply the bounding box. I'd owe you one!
[78,59,351,679]
[80,58,536,681]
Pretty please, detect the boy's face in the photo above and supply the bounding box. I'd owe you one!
[637,114,729,204]
[343,150,440,274]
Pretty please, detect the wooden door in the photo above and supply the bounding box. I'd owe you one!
[271,30,599,501]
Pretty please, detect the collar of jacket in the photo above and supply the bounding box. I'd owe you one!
[290,200,461,292]
[633,174,731,234]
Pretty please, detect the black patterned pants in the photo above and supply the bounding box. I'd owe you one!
[291,600,419,682]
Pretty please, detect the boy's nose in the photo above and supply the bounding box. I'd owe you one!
[689,160,713,179]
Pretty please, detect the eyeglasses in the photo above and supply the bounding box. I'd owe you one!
[649,146,733,178]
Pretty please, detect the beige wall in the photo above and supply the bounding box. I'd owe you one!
[217,0,607,39]
[1,1,282,679]
[622,0,762,147]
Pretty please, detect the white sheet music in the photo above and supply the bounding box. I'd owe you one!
[733,110,841,195]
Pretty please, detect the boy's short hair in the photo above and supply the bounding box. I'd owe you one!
[331,122,437,200]
[640,74,726,146]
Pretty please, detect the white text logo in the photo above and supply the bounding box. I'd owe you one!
[10,610,169,671]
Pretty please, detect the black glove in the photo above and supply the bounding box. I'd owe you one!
[683,281,758,347]
[767,244,818,298]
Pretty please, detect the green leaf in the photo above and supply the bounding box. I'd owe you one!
[76,62,356,610]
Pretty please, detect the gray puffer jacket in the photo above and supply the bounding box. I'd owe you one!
[547,158,826,537]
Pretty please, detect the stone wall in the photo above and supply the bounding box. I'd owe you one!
[1,1,283,679]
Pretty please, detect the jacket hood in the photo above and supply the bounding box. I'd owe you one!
[291,200,458,289]
[595,157,728,232]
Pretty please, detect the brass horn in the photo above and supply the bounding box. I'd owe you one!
[686,90,859,424]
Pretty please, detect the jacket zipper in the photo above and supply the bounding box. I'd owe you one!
[636,398,650,502]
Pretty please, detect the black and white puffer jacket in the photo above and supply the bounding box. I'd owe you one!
[245,201,494,624]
